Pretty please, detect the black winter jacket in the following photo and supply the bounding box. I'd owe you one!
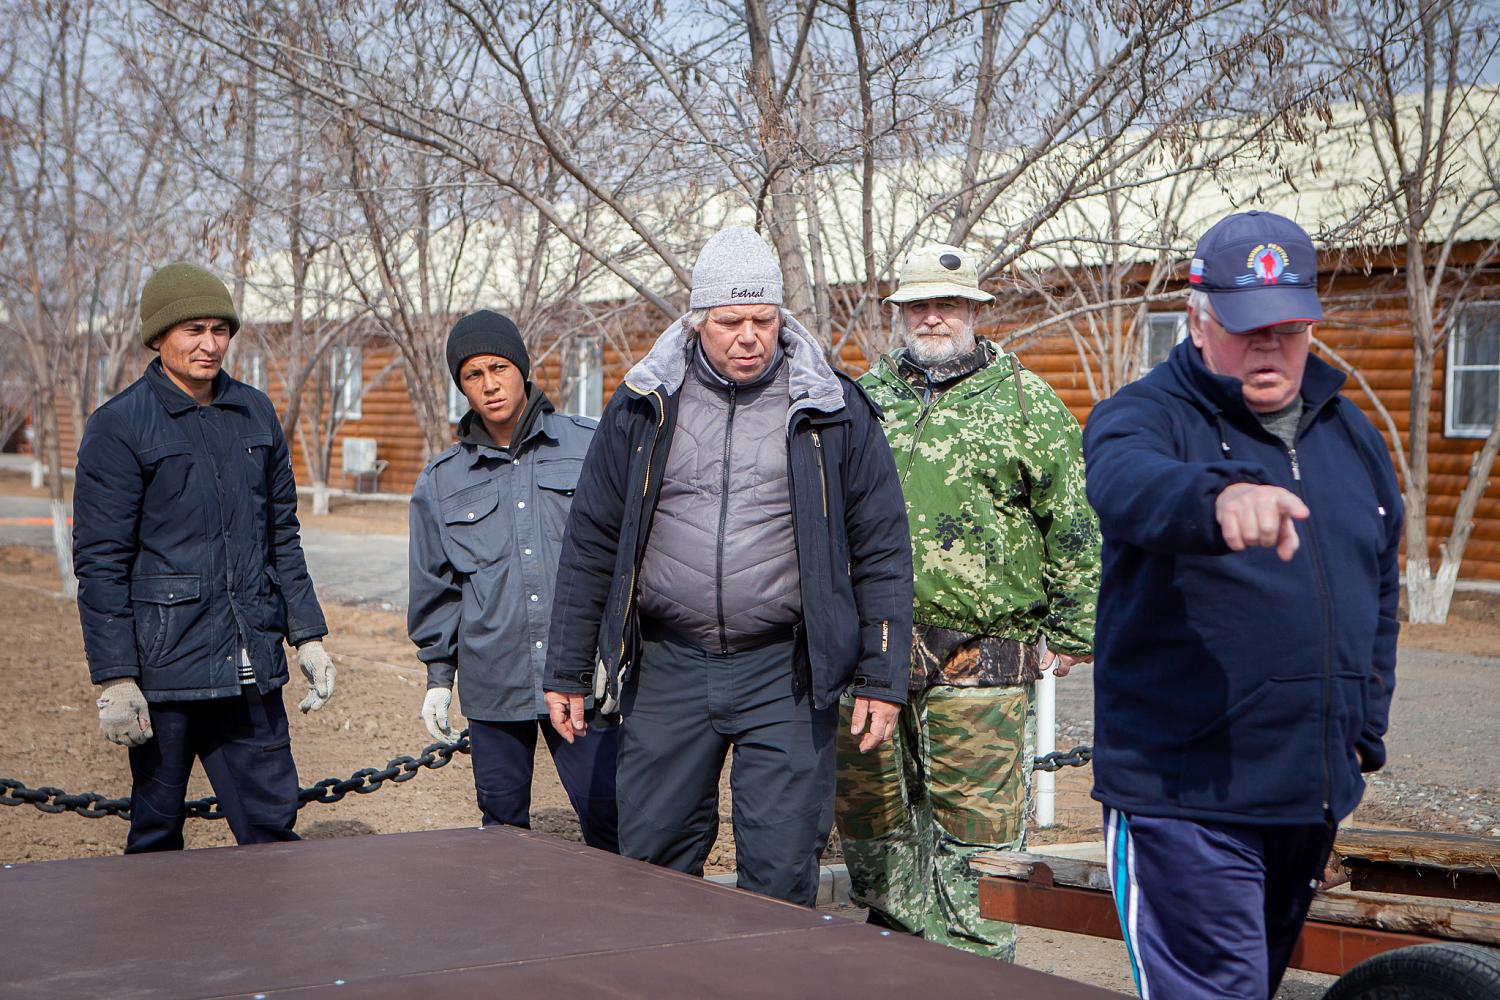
[74,360,326,701]
[544,317,913,710]
[1084,340,1402,825]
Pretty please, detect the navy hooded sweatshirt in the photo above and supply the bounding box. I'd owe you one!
[1083,338,1402,826]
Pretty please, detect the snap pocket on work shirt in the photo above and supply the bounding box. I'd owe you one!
[439,482,506,570]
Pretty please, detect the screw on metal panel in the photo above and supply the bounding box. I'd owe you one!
[822,914,833,921]
[254,994,267,999]
[334,980,346,986]
[880,931,891,937]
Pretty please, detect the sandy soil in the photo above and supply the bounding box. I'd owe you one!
[0,468,410,536]
[0,545,745,870]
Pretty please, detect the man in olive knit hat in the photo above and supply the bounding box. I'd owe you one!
[73,261,337,852]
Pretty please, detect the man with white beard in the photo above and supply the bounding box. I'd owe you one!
[836,243,1100,959]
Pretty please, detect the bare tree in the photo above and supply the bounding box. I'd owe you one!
[1307,0,1500,623]
[0,1,211,593]
[141,0,1327,374]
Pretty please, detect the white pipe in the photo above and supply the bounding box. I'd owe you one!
[1035,668,1057,829]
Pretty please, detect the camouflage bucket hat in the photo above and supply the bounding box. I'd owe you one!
[885,243,995,304]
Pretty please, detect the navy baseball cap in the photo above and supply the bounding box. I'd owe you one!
[1189,211,1323,333]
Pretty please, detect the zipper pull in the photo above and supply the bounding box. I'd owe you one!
[1289,447,1301,481]
[811,430,822,448]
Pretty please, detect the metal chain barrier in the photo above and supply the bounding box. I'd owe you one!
[1,735,1093,820]
[1032,744,1092,772]
[1,730,475,822]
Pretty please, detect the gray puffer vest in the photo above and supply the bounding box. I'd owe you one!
[637,344,802,652]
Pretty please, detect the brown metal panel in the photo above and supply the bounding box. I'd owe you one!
[0,827,824,1000]
[979,877,1125,942]
[226,924,1118,998]
[1288,922,1445,976]
[0,827,1115,1000]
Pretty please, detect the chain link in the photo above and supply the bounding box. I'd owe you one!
[1032,744,1093,772]
[1,734,1091,819]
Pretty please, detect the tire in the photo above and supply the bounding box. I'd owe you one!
[1322,942,1500,1000]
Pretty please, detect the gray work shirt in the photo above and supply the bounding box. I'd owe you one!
[407,397,596,721]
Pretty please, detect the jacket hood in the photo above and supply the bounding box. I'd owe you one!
[624,312,845,423]
[1153,337,1347,429]
[456,389,555,453]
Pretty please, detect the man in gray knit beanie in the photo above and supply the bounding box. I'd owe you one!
[689,225,784,311]
[545,225,912,907]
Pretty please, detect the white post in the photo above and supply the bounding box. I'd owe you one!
[1035,670,1057,829]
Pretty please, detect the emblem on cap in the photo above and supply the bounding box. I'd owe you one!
[939,253,962,270]
[1237,243,1299,286]
[1189,258,1205,284]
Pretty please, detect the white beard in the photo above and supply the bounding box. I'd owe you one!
[902,320,977,367]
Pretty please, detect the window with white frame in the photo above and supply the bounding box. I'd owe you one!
[241,351,266,392]
[331,346,363,421]
[564,336,604,419]
[1141,311,1187,374]
[448,380,467,424]
[1446,303,1500,438]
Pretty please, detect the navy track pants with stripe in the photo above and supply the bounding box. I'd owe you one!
[1103,807,1335,1000]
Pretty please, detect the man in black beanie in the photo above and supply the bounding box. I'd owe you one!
[407,309,617,849]
[73,262,335,853]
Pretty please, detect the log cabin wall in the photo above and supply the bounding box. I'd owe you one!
[45,253,1500,582]
[1001,266,1500,584]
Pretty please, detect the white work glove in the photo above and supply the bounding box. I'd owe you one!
[422,687,459,744]
[97,678,153,747]
[296,640,336,713]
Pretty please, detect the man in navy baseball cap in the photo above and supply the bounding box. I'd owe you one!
[1082,209,1403,998]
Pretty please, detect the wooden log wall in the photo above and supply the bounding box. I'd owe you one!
[41,262,1500,582]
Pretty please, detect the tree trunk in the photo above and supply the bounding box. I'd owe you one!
[1402,245,1437,622]
[311,481,330,517]
[744,0,815,326]
[1405,557,1460,625]
[38,403,76,596]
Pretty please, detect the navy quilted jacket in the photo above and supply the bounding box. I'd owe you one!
[1084,340,1401,825]
[74,360,326,701]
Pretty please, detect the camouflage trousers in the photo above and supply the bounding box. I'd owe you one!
[835,683,1035,961]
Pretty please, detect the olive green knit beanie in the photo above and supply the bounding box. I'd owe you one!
[139,263,240,348]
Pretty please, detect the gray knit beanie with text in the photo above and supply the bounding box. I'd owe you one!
[690,226,784,310]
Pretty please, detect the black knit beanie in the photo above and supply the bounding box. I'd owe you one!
[446,310,530,386]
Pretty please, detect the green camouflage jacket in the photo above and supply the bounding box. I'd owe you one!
[860,344,1100,659]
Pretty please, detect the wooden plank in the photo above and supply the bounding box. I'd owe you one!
[1306,893,1500,945]
[971,851,1113,893]
[1337,828,1500,872]
[1335,828,1500,903]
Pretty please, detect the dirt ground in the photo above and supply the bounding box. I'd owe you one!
[0,468,410,536]
[0,545,746,870]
